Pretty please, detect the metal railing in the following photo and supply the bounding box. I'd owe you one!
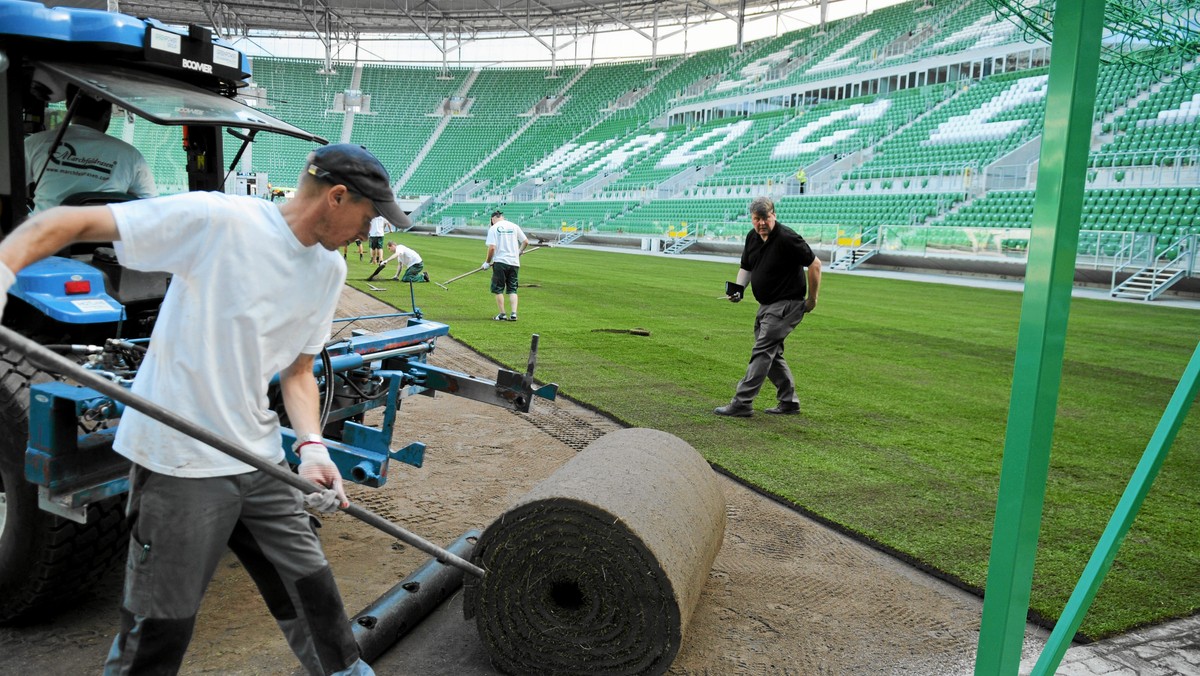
[1110,232,1196,295]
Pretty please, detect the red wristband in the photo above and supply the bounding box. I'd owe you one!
[296,440,324,456]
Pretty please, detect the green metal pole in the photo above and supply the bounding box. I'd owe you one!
[1032,341,1200,674]
[974,2,1106,674]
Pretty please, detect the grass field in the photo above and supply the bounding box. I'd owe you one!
[349,233,1199,640]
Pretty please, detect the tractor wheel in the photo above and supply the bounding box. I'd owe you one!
[0,347,129,624]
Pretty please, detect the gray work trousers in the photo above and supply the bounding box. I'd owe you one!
[731,298,808,409]
[103,464,372,676]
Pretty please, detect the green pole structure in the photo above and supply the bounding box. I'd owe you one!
[1032,341,1200,675]
[973,2,1106,674]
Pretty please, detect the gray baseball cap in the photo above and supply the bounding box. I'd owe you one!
[305,144,410,228]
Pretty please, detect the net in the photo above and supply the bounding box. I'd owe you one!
[987,0,1200,80]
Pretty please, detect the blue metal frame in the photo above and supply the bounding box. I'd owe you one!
[24,316,557,508]
[26,381,129,501]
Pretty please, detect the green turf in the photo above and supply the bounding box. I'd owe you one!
[351,233,1199,639]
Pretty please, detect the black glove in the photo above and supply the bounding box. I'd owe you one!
[725,281,744,303]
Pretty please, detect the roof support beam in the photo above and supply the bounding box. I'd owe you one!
[735,0,747,50]
[486,0,554,51]
[383,0,474,64]
[571,0,653,42]
[298,0,359,72]
[691,0,736,24]
[480,0,587,61]
[650,3,659,69]
[114,0,869,51]
[200,0,249,40]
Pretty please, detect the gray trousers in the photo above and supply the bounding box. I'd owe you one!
[103,464,372,676]
[731,298,808,409]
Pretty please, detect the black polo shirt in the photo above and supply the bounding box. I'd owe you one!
[740,221,816,305]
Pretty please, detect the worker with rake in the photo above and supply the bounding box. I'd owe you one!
[0,143,409,675]
[382,240,429,283]
[481,209,528,321]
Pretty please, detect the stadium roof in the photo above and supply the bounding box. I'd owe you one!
[46,0,848,42]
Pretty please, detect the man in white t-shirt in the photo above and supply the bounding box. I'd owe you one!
[25,87,157,213]
[367,216,388,265]
[0,143,411,676]
[382,241,428,282]
[481,210,528,321]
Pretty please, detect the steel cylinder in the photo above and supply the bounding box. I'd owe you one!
[351,530,479,663]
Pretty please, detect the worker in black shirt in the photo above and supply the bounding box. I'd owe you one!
[714,196,822,418]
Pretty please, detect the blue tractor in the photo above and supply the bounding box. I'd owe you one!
[0,0,555,624]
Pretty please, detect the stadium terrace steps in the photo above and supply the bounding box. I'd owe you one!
[371,67,473,191]
[1112,265,1188,300]
[244,58,353,188]
[469,63,659,198]
[701,88,937,190]
[338,63,364,144]
[906,0,1018,61]
[845,68,1051,181]
[1097,58,1200,168]
[395,113,455,191]
[398,66,581,196]
[434,67,591,202]
[349,64,468,191]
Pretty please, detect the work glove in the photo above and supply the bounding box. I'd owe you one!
[297,443,348,513]
[0,262,13,320]
[304,489,341,513]
[725,281,744,303]
[481,261,491,270]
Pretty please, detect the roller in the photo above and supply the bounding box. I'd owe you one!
[352,530,480,662]
[463,428,726,675]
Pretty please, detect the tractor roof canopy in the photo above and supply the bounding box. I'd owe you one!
[39,61,325,143]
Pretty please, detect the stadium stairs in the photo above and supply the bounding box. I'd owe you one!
[397,69,482,204]
[435,67,591,206]
[827,219,887,270]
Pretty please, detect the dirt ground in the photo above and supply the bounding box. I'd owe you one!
[0,287,1051,675]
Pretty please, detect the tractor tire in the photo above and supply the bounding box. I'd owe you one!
[0,347,130,624]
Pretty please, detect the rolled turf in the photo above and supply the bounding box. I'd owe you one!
[463,428,725,675]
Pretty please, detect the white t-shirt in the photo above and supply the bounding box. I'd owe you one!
[383,244,422,272]
[486,219,528,267]
[110,192,345,477]
[25,125,157,213]
[369,216,388,238]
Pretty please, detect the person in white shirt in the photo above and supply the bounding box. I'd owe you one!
[382,241,428,282]
[25,87,157,213]
[481,210,528,321]
[0,143,411,676]
[367,216,388,265]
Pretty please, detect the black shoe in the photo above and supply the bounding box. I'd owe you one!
[494,313,508,321]
[422,272,430,282]
[713,405,752,418]
[765,404,801,415]
[509,313,518,322]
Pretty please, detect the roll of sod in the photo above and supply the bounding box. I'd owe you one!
[463,428,726,675]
